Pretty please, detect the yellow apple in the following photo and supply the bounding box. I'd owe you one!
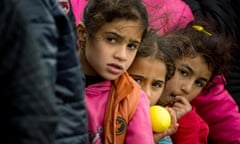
[150,105,171,133]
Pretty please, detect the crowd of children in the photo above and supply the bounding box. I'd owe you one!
[1,0,240,144]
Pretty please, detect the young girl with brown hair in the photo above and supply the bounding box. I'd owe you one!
[160,19,233,144]
[77,0,155,143]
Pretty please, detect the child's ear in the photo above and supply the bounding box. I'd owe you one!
[77,22,86,43]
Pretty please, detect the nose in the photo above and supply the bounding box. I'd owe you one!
[180,81,193,94]
[142,85,151,100]
[114,45,127,61]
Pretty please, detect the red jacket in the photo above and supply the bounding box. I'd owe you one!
[172,107,209,144]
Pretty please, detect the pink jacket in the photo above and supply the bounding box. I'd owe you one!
[70,0,87,24]
[143,0,193,35]
[70,0,194,33]
[192,75,240,144]
[85,80,154,144]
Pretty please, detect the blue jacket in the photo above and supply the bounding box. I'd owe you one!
[0,0,58,143]
[14,0,88,143]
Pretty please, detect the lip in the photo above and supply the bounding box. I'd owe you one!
[106,63,124,75]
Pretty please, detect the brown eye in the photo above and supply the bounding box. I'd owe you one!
[152,81,163,88]
[134,79,141,84]
[130,75,142,85]
[178,69,188,77]
[106,37,116,43]
[195,80,205,88]
[127,43,138,50]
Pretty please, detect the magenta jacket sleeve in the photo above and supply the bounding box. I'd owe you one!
[125,90,155,144]
[70,0,87,24]
[192,75,240,144]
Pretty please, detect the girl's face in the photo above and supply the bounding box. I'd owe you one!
[159,55,212,105]
[82,19,144,80]
[128,57,167,106]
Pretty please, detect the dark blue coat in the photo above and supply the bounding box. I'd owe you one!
[13,0,88,143]
[0,0,58,143]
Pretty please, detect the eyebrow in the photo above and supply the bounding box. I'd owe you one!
[181,64,209,82]
[155,80,165,84]
[129,74,165,83]
[181,64,193,74]
[105,32,141,44]
[198,77,209,83]
[129,74,142,79]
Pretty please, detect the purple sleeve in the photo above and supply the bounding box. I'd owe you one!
[125,90,155,144]
[192,75,240,143]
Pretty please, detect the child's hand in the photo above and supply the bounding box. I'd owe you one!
[153,107,179,143]
[172,96,192,120]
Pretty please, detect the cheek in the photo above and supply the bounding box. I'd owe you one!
[85,44,96,58]
[150,88,164,104]
[125,52,137,69]
[158,87,164,96]
[150,93,161,105]
[86,39,106,55]
[188,89,203,101]
[85,46,109,64]
[85,50,101,66]
[164,79,177,92]
[165,71,182,89]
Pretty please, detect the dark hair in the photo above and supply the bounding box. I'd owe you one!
[164,19,234,91]
[83,0,149,37]
[137,30,175,80]
[176,19,233,77]
[161,33,196,60]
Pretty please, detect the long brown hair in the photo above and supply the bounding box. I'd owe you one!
[137,30,175,80]
[83,0,149,38]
